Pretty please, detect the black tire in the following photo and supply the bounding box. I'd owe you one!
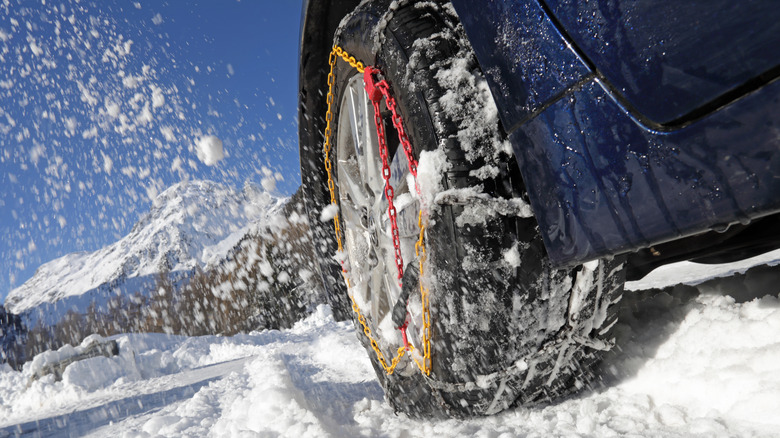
[314,0,627,418]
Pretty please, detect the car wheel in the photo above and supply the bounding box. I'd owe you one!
[320,0,627,418]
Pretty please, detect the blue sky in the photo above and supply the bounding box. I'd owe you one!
[0,0,304,301]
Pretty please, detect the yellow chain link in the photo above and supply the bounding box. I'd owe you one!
[333,46,365,73]
[323,46,431,376]
[416,210,431,375]
[323,48,349,288]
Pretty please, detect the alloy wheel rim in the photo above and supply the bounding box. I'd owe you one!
[336,73,422,353]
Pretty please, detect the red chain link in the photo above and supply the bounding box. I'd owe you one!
[375,81,419,187]
[328,48,431,373]
[365,67,405,283]
[365,67,425,354]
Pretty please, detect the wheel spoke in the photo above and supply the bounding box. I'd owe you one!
[362,94,384,200]
[369,251,385,323]
[340,197,365,233]
[345,83,365,164]
[338,158,372,210]
[387,194,420,238]
[388,142,410,194]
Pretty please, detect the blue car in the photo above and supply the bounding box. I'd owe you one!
[298,0,780,417]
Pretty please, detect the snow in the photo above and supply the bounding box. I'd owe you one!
[1,261,780,436]
[432,42,512,163]
[568,260,600,319]
[627,248,780,291]
[433,186,534,226]
[196,135,225,166]
[415,148,450,208]
[502,243,522,268]
[319,204,339,222]
[28,334,111,379]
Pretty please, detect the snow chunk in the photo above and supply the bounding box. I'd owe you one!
[29,41,43,56]
[151,86,165,108]
[160,125,176,142]
[569,260,599,318]
[195,135,224,166]
[122,75,140,88]
[416,148,450,208]
[62,356,125,392]
[434,186,534,226]
[319,204,339,222]
[101,153,113,175]
[64,117,77,135]
[503,243,521,268]
[261,177,276,192]
[104,101,121,118]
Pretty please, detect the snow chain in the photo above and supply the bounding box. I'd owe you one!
[323,46,432,376]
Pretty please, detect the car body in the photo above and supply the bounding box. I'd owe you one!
[299,0,780,283]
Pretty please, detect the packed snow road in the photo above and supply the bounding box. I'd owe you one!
[2,254,780,437]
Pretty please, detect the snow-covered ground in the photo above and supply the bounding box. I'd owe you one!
[2,252,780,437]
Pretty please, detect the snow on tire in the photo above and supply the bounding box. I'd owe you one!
[324,0,627,418]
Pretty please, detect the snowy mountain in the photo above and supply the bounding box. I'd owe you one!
[4,180,286,319]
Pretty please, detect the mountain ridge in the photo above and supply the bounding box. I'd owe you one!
[5,179,286,315]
